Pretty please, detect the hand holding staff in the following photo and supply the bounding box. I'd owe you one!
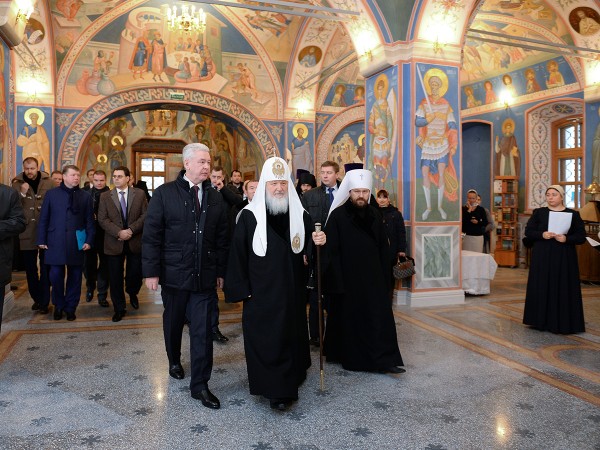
[312,222,326,390]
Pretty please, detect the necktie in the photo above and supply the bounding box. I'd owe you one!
[193,185,201,219]
[119,191,127,223]
[327,187,334,205]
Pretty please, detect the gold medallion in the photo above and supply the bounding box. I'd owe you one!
[292,233,301,251]
[272,160,285,178]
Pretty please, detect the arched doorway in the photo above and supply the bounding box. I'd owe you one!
[58,88,279,184]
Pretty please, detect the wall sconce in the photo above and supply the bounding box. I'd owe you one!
[15,0,34,25]
[295,99,309,118]
[22,77,42,101]
[433,38,444,54]
[355,29,376,61]
[499,90,513,109]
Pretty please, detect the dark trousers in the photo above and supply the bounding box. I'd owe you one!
[308,290,328,340]
[162,286,214,393]
[106,247,142,313]
[22,249,50,308]
[211,291,220,332]
[84,248,109,300]
[48,265,83,313]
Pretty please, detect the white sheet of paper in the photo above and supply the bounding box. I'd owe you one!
[548,211,572,235]
[586,236,600,247]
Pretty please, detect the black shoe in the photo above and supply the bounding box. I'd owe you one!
[112,310,126,322]
[66,312,76,321]
[98,298,109,307]
[53,308,63,320]
[269,399,292,411]
[31,302,40,311]
[212,329,229,343]
[38,306,49,314]
[129,293,139,310]
[309,337,320,347]
[191,388,220,409]
[86,291,93,303]
[168,363,185,380]
[381,366,406,374]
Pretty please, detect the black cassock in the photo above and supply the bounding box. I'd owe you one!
[524,207,586,333]
[324,201,403,371]
[225,210,311,400]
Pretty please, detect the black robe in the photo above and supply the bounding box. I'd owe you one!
[324,201,403,371]
[224,210,311,400]
[523,207,586,333]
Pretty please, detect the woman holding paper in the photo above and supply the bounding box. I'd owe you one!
[523,185,586,333]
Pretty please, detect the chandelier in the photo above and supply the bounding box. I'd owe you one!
[166,5,206,34]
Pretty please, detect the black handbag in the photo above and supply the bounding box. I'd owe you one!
[393,256,416,280]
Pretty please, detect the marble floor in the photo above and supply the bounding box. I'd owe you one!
[0,268,599,450]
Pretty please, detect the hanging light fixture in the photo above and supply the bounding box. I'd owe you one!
[166,4,207,34]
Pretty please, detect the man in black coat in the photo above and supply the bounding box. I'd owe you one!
[301,160,340,345]
[84,170,110,306]
[0,184,26,333]
[324,169,404,374]
[142,143,229,410]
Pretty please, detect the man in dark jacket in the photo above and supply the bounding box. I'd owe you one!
[0,184,26,333]
[37,165,95,321]
[142,143,229,410]
[84,170,110,306]
[11,157,55,313]
[301,160,340,345]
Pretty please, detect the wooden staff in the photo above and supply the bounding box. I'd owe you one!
[315,222,325,390]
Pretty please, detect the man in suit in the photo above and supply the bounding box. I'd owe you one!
[227,170,244,196]
[142,143,229,409]
[11,157,55,314]
[98,166,147,322]
[37,165,95,321]
[301,160,340,346]
[84,170,110,306]
[0,184,26,333]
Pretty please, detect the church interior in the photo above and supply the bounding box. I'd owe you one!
[0,0,599,448]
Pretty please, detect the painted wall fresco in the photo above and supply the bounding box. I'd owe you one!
[586,101,600,185]
[463,0,572,85]
[328,122,365,178]
[286,122,314,179]
[78,109,264,180]
[52,1,293,118]
[366,65,398,199]
[15,106,54,174]
[323,83,365,108]
[415,64,460,223]
[0,43,8,182]
[461,57,577,110]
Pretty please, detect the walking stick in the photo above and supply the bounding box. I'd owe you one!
[315,222,325,391]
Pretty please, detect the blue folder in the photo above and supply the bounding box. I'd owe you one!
[76,229,87,250]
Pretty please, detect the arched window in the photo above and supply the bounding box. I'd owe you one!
[552,117,583,209]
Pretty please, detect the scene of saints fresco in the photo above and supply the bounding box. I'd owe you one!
[464,0,572,85]
[365,66,397,201]
[461,57,576,110]
[327,122,365,178]
[415,64,460,223]
[51,0,301,118]
[324,84,365,108]
[79,110,263,183]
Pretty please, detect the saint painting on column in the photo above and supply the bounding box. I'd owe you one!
[367,72,397,192]
[415,67,458,221]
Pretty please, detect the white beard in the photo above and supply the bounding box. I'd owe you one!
[265,191,289,215]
